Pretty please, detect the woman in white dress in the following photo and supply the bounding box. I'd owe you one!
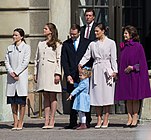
[78,23,118,128]
[5,28,31,130]
[34,23,62,129]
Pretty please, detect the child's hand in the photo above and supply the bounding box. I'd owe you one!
[67,95,72,101]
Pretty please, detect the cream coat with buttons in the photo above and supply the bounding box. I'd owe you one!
[5,41,31,96]
[34,41,62,92]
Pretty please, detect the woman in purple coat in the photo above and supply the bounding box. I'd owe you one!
[115,25,151,128]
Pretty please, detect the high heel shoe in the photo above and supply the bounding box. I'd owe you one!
[101,120,109,129]
[17,122,24,130]
[47,121,55,129]
[130,122,138,128]
[95,120,103,129]
[11,127,18,131]
[47,125,54,129]
[123,123,131,128]
[42,126,49,129]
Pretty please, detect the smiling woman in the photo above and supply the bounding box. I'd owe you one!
[115,25,151,128]
[79,22,118,129]
[5,28,31,130]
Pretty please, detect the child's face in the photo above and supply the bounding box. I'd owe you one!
[79,74,86,80]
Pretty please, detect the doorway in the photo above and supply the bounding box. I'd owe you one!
[71,0,144,45]
[71,0,144,114]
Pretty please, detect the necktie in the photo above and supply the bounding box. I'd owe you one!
[86,25,90,39]
[73,39,77,51]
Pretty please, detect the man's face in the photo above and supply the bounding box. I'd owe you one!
[70,29,80,40]
[85,11,95,24]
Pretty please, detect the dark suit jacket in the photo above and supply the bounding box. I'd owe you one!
[80,22,97,41]
[61,37,91,93]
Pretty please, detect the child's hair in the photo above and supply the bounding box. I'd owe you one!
[82,67,92,78]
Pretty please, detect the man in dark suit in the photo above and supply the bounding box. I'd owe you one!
[61,24,91,129]
[80,8,97,41]
[80,8,97,125]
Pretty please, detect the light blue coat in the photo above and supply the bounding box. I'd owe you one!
[5,41,31,96]
[71,78,90,112]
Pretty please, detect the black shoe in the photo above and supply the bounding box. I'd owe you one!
[64,125,77,129]
[130,124,138,128]
[86,123,90,128]
[123,124,131,128]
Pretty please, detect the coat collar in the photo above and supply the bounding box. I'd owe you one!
[14,41,26,52]
[120,39,135,49]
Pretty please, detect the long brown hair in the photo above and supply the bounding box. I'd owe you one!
[46,23,61,50]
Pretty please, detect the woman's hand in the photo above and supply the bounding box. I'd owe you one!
[14,76,19,81]
[34,75,37,83]
[10,72,15,78]
[54,75,60,84]
[67,95,72,101]
[10,72,19,81]
[78,64,83,74]
[111,72,117,78]
[124,66,133,73]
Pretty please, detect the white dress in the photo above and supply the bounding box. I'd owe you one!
[79,37,118,106]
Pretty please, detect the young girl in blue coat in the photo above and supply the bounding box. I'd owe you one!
[67,67,92,130]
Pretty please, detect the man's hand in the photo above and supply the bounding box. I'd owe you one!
[67,75,74,84]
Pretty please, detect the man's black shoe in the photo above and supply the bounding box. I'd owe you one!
[64,125,77,129]
[86,123,90,128]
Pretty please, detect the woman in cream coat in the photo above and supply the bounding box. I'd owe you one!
[34,23,62,129]
[79,23,117,129]
[5,28,31,130]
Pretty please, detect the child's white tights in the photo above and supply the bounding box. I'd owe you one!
[78,111,86,124]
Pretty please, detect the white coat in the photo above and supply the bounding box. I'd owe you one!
[79,37,118,106]
[34,41,62,92]
[5,41,31,96]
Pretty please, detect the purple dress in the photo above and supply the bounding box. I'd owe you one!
[115,40,151,100]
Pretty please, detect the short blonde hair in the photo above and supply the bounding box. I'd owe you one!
[82,68,92,78]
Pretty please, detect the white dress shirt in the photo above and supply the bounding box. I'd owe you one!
[84,21,94,38]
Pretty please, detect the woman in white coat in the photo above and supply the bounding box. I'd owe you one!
[34,23,62,129]
[78,23,118,128]
[5,28,31,130]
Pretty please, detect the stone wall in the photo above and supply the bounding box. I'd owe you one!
[0,0,71,121]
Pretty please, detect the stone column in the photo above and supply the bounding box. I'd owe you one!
[49,0,71,42]
[0,66,13,122]
[49,0,71,114]
[0,0,49,120]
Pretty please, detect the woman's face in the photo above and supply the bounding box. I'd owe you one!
[13,31,23,43]
[123,30,131,41]
[95,27,105,39]
[43,25,52,36]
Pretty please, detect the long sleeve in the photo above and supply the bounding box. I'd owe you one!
[71,80,87,96]
[5,47,14,74]
[14,45,31,75]
[61,43,70,77]
[34,44,39,76]
[110,41,118,73]
[55,43,62,75]
[79,43,92,66]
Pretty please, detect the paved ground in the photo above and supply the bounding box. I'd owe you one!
[0,114,151,140]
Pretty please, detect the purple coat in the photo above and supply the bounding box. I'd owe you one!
[115,40,151,100]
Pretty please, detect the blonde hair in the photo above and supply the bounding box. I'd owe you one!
[82,68,92,78]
